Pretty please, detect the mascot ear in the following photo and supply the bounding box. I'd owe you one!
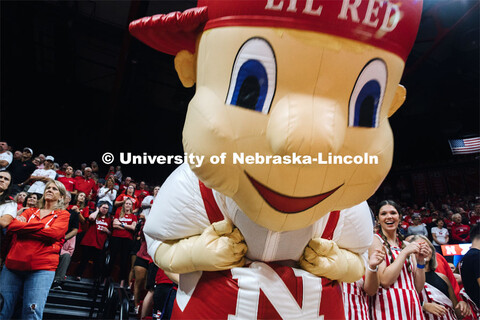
[388,84,406,118]
[175,50,196,88]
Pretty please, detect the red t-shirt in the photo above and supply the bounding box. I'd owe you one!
[68,205,90,233]
[399,221,410,233]
[445,219,455,230]
[135,189,150,203]
[404,215,413,225]
[75,177,98,196]
[470,215,480,225]
[136,238,152,262]
[119,184,128,194]
[81,216,112,250]
[155,268,173,285]
[114,194,140,215]
[112,212,137,240]
[57,177,76,192]
[422,216,433,224]
[451,224,471,243]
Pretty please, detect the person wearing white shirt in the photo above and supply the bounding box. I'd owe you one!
[0,141,13,172]
[431,219,449,253]
[22,155,57,195]
[141,186,160,219]
[97,177,117,213]
[0,171,17,228]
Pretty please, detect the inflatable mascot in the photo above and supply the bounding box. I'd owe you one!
[130,0,423,318]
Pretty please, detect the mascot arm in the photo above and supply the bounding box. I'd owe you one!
[300,201,373,282]
[150,219,247,273]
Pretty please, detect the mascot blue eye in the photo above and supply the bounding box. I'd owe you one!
[226,38,276,114]
[230,60,268,111]
[348,59,387,128]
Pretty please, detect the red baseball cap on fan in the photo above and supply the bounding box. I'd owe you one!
[129,0,423,61]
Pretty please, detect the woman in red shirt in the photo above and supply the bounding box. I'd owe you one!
[75,202,112,281]
[70,192,89,243]
[0,180,69,320]
[109,197,137,286]
[114,185,139,215]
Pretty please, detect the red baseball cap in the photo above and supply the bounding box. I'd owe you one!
[129,0,423,61]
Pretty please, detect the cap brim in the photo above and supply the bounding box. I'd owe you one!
[129,7,208,56]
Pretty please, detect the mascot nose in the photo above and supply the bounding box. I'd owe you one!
[266,94,346,156]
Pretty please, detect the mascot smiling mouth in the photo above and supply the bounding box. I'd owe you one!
[245,172,343,214]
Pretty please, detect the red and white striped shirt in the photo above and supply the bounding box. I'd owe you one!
[420,283,456,320]
[460,288,480,320]
[371,235,425,320]
[343,279,369,320]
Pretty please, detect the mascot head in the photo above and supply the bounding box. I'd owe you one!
[130,0,423,232]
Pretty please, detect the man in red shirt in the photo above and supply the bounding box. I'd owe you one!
[470,203,480,225]
[57,166,76,193]
[56,162,69,177]
[75,167,98,201]
[135,181,150,203]
[119,176,132,194]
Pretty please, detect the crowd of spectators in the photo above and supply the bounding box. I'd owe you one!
[368,193,480,250]
[0,141,477,320]
[0,141,176,319]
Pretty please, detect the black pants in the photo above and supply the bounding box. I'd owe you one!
[75,245,102,279]
[153,283,175,319]
[108,236,132,282]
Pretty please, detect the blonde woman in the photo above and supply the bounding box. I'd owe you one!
[109,198,137,286]
[0,180,69,320]
[13,191,27,211]
[410,235,470,320]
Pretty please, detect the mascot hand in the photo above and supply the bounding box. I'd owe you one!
[299,238,364,282]
[154,220,247,273]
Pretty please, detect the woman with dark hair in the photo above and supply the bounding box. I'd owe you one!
[431,219,449,254]
[408,213,428,237]
[371,200,432,320]
[110,198,137,286]
[0,171,16,228]
[97,176,117,214]
[410,235,471,320]
[70,192,89,243]
[23,193,38,209]
[0,171,17,266]
[0,180,69,320]
[75,202,112,281]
